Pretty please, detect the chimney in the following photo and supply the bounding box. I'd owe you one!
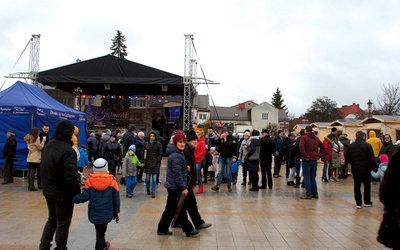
[238,103,245,109]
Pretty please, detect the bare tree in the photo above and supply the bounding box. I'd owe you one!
[375,83,400,115]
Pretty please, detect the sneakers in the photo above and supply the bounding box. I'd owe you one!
[196,222,212,229]
[147,190,151,195]
[151,192,156,198]
[227,186,232,192]
[329,177,335,182]
[356,205,362,209]
[300,196,312,199]
[364,202,373,207]
[211,186,219,192]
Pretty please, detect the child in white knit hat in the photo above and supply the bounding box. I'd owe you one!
[74,158,120,250]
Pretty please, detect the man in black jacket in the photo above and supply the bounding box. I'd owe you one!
[39,120,81,250]
[346,131,377,209]
[211,128,238,192]
[259,129,276,189]
[2,129,17,184]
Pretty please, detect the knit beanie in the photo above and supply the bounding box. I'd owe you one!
[173,133,186,145]
[128,144,136,153]
[186,130,198,142]
[379,154,389,164]
[93,158,108,173]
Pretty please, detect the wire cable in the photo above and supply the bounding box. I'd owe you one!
[191,40,222,125]
[0,38,31,90]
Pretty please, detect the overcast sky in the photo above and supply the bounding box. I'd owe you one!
[1,0,400,117]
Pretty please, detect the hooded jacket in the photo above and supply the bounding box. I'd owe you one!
[72,126,79,147]
[366,131,383,157]
[144,131,163,174]
[24,134,44,163]
[299,131,326,161]
[245,135,261,172]
[380,139,395,158]
[73,172,120,224]
[40,120,81,200]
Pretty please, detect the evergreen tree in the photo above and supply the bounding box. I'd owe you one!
[110,30,128,58]
[271,87,288,113]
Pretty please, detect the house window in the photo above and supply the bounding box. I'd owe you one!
[262,113,269,120]
[199,114,207,120]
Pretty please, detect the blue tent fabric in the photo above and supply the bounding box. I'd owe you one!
[0,81,87,170]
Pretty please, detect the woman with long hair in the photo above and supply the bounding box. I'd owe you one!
[24,127,45,191]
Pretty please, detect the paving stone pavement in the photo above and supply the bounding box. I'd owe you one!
[0,159,387,249]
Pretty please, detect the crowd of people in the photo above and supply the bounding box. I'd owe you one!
[2,121,400,249]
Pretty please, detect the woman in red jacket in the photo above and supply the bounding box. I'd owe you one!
[194,128,206,194]
[322,134,333,182]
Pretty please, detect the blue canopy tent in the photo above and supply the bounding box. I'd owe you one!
[0,81,87,170]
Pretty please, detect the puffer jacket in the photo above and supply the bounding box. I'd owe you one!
[40,120,81,200]
[245,136,261,172]
[164,144,187,191]
[144,131,163,174]
[24,134,44,163]
[73,172,120,224]
[122,153,142,176]
[346,138,377,174]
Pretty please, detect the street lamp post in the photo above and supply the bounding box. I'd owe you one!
[73,87,82,111]
[367,99,373,117]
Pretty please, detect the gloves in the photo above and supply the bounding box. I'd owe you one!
[113,213,119,223]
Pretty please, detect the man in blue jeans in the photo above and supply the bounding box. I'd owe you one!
[212,128,238,192]
[299,126,326,199]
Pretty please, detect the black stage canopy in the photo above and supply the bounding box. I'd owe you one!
[38,55,184,96]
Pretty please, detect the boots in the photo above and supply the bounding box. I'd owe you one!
[197,185,204,194]
[208,172,215,181]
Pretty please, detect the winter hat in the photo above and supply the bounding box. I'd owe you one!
[128,144,136,153]
[93,158,108,173]
[252,130,260,136]
[379,154,389,164]
[6,129,15,136]
[110,134,117,138]
[331,127,338,133]
[128,124,136,132]
[220,127,228,133]
[186,130,198,142]
[244,132,251,138]
[233,156,237,159]
[173,133,186,145]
